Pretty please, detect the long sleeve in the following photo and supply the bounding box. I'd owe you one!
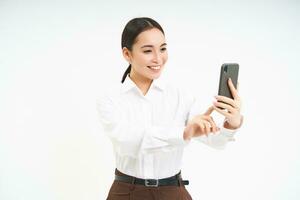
[193,124,237,149]
[96,95,188,158]
[95,76,241,179]
[186,93,238,150]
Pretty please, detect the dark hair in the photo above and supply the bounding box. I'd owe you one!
[121,17,165,83]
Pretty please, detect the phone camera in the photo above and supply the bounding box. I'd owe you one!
[224,65,228,72]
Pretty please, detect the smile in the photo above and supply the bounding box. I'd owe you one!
[147,65,161,70]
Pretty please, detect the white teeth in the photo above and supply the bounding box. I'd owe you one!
[149,66,161,70]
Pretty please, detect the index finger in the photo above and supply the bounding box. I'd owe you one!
[228,78,238,99]
[204,106,214,116]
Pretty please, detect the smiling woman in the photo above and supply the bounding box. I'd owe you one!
[96,17,243,200]
[121,18,168,95]
[124,28,167,84]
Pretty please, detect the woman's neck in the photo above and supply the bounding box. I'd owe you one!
[129,71,152,95]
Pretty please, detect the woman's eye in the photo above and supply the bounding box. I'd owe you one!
[143,50,152,53]
[161,48,167,52]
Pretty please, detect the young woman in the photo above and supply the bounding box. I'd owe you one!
[97,17,243,200]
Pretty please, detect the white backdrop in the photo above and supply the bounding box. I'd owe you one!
[1,0,299,199]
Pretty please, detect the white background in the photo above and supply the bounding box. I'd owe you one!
[1,0,299,199]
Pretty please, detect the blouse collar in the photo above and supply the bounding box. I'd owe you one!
[121,74,166,94]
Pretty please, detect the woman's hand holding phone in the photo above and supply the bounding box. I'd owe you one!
[183,64,244,141]
[213,78,243,129]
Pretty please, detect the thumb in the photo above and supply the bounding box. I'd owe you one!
[204,106,214,116]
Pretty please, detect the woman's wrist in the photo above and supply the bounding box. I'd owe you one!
[224,115,244,129]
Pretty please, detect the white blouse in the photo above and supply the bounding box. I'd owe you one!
[96,74,237,179]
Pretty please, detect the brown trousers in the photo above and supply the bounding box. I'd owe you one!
[106,169,193,200]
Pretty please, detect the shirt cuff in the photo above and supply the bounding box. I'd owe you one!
[219,123,238,141]
[141,125,189,150]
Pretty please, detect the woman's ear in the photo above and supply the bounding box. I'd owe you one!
[122,47,132,63]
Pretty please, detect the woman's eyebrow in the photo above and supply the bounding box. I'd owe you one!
[141,43,167,48]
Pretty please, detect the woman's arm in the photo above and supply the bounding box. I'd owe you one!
[184,106,238,150]
[96,95,189,158]
[184,79,243,149]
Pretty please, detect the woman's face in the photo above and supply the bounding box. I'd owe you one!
[123,28,168,81]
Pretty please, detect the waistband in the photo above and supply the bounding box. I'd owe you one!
[114,168,189,187]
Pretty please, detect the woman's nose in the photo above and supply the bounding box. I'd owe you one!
[152,51,162,63]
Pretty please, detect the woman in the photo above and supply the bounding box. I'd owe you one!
[97,17,243,200]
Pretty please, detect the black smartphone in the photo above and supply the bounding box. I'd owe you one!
[218,63,239,99]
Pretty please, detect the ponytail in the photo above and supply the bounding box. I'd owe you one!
[121,64,131,83]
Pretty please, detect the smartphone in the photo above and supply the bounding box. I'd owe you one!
[218,63,239,99]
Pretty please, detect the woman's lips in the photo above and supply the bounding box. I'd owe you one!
[147,65,161,70]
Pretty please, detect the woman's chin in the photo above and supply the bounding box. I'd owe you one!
[148,70,163,79]
[148,73,161,80]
